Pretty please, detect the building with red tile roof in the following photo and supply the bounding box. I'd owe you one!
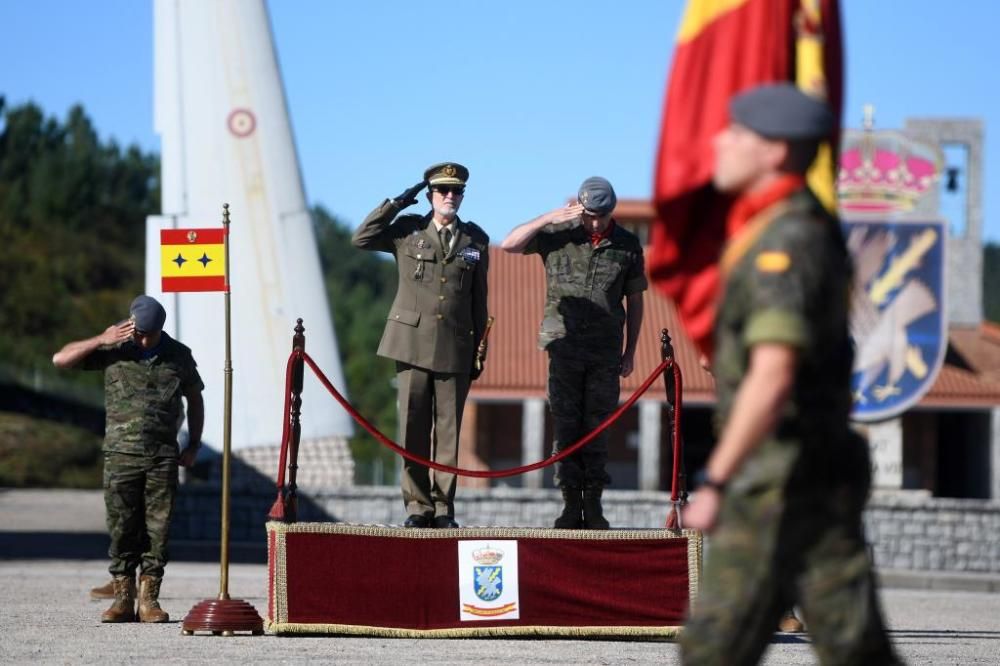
[462,118,1000,502]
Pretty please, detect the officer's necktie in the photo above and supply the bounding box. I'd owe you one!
[441,227,452,254]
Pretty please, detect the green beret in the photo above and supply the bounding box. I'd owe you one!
[424,162,469,186]
[730,83,834,140]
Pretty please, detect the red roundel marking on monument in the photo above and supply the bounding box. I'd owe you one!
[227,108,256,138]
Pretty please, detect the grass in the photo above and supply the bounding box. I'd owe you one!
[0,412,103,488]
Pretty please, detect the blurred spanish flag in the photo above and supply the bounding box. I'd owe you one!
[161,228,228,292]
[648,0,842,358]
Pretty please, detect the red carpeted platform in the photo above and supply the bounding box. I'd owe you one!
[267,522,701,637]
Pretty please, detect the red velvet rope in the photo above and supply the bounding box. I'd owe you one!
[299,350,671,479]
[273,351,297,489]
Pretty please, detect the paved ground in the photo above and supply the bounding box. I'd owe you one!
[2,489,998,664]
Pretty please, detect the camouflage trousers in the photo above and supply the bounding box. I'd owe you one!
[680,445,898,665]
[547,346,618,489]
[103,452,178,578]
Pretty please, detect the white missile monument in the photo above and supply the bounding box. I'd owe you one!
[145,0,354,485]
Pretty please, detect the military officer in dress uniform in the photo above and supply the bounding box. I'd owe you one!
[353,162,489,528]
[679,84,898,665]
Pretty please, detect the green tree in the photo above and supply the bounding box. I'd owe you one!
[312,206,399,483]
[0,98,159,389]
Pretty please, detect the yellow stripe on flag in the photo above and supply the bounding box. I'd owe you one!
[677,0,750,43]
[796,0,837,212]
[161,243,226,277]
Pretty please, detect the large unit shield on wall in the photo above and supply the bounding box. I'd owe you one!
[844,218,947,422]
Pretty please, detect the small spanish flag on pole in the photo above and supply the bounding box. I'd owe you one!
[160,227,229,292]
[175,205,263,636]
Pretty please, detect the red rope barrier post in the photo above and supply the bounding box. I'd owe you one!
[662,329,687,529]
[284,319,306,523]
[267,321,304,522]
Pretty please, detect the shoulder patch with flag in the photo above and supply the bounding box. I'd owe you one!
[755,251,791,273]
[161,228,228,292]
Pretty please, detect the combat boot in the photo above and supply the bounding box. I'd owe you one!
[90,578,116,600]
[137,575,170,623]
[582,484,610,530]
[779,609,804,633]
[100,575,136,623]
[553,487,584,528]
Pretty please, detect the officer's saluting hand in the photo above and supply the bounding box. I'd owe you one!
[394,180,428,208]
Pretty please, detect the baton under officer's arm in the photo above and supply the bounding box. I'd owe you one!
[501,203,585,253]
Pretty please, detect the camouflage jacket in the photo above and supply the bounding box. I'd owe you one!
[82,333,204,456]
[525,221,647,355]
[713,187,855,478]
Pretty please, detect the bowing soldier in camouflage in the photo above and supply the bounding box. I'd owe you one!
[353,162,489,529]
[502,177,646,529]
[53,295,204,623]
[680,84,898,665]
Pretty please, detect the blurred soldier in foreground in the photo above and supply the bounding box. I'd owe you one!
[680,83,898,664]
[353,162,489,529]
[502,177,646,529]
[53,295,203,622]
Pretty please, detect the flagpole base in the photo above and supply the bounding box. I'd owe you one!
[181,598,264,636]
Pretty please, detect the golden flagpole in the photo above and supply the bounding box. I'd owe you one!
[182,203,263,636]
[219,202,233,600]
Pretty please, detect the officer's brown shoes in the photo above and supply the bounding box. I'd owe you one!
[90,578,116,600]
[137,575,170,622]
[100,575,136,623]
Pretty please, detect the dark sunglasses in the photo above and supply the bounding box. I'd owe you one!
[432,185,465,196]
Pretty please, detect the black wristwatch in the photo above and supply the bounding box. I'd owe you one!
[695,469,727,494]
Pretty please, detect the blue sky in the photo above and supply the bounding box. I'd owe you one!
[1,0,997,242]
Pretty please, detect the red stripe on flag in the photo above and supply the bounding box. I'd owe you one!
[649,0,842,359]
[160,228,227,244]
[162,275,229,293]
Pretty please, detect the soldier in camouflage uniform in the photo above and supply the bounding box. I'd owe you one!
[502,177,646,529]
[680,84,898,664]
[53,295,204,623]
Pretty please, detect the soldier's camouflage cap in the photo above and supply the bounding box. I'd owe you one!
[129,295,166,333]
[424,162,469,186]
[578,176,617,216]
[730,83,834,140]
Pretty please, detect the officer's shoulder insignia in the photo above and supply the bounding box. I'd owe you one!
[755,251,791,273]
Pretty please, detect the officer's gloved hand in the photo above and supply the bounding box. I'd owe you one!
[393,180,427,209]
